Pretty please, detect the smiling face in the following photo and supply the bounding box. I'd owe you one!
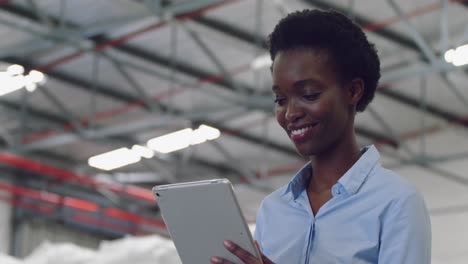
[272,48,359,157]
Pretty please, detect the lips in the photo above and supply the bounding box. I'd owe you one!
[288,123,319,142]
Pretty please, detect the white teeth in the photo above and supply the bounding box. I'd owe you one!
[291,125,314,135]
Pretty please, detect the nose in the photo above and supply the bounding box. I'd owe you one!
[285,99,304,122]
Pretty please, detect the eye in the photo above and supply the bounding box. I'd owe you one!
[274,96,286,106]
[303,93,320,101]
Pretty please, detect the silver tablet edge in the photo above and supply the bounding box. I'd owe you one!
[152,178,231,196]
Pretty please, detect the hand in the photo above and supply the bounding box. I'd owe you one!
[210,240,274,264]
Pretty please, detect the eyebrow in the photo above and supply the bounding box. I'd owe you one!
[272,78,321,92]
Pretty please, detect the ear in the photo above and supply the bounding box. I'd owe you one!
[347,78,364,109]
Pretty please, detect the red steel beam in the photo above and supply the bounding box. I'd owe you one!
[0,182,166,234]
[0,152,155,202]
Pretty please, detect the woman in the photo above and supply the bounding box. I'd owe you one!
[211,9,431,264]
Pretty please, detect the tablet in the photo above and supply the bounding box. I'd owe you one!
[152,179,260,264]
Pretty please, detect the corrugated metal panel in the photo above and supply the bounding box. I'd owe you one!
[16,220,100,258]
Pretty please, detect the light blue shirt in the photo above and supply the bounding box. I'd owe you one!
[254,145,431,264]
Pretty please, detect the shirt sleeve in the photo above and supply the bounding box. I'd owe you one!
[378,192,432,264]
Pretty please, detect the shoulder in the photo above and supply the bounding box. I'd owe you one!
[368,164,421,200]
[254,184,289,240]
[367,165,428,218]
[259,184,289,211]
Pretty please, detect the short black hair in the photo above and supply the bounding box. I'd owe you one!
[268,9,380,112]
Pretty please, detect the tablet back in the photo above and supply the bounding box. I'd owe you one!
[153,179,258,264]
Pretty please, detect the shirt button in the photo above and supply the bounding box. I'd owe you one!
[332,187,340,195]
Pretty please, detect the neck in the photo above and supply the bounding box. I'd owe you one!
[308,132,361,193]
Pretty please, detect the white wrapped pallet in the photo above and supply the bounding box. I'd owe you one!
[0,254,22,264]
[95,235,181,264]
[23,241,96,264]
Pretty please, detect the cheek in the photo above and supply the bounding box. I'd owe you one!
[322,91,345,111]
[311,98,344,128]
[275,108,286,127]
[310,99,334,120]
[322,100,350,128]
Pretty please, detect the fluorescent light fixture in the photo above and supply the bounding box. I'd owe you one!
[197,124,220,140]
[0,73,25,96]
[0,64,46,96]
[131,144,154,159]
[190,124,220,145]
[147,124,221,153]
[250,54,272,70]
[7,64,24,75]
[25,82,37,92]
[88,125,221,170]
[190,127,207,145]
[28,70,46,84]
[147,128,193,153]
[444,44,468,66]
[88,147,141,171]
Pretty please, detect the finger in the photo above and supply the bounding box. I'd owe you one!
[224,240,259,263]
[210,256,235,264]
[254,241,264,264]
[261,255,275,264]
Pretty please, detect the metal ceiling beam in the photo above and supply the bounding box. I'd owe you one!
[303,0,468,111]
[301,0,421,52]
[189,20,404,146]
[0,99,238,177]
[379,87,468,127]
[1,2,253,98]
[302,0,468,82]
[386,0,468,114]
[381,148,468,188]
[0,1,396,152]
[0,99,134,146]
[193,16,268,49]
[0,98,64,124]
[0,0,230,36]
[3,57,154,111]
[355,126,399,148]
[2,60,294,172]
[6,109,297,168]
[113,28,396,145]
[38,84,87,133]
[3,60,297,158]
[380,60,467,83]
[26,150,79,167]
[192,8,468,135]
[210,122,299,156]
[113,44,257,95]
[0,3,302,155]
[0,2,76,29]
[0,181,167,238]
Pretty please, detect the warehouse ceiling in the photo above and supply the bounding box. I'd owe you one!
[0,0,467,262]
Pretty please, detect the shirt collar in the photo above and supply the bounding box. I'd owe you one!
[337,145,380,195]
[282,161,312,200]
[281,145,380,200]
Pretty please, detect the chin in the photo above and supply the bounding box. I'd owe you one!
[294,144,320,157]
[294,138,335,158]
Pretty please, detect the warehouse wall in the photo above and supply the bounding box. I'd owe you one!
[0,178,12,254]
[15,220,101,258]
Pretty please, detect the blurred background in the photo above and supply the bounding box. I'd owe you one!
[0,0,467,263]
